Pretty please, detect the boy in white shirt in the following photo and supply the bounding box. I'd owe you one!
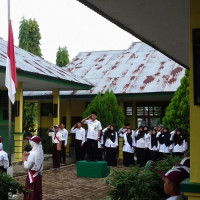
[46,125,62,169]
[71,122,85,161]
[59,122,68,165]
[161,167,188,200]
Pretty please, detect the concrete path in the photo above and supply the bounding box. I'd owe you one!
[15,164,110,200]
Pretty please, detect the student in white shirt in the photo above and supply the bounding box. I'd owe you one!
[71,122,86,161]
[119,128,135,167]
[0,142,9,173]
[145,128,159,162]
[134,126,147,167]
[46,125,62,169]
[81,111,102,161]
[170,128,187,157]
[59,122,68,165]
[103,125,118,166]
[157,127,173,160]
[162,167,188,200]
[22,136,44,200]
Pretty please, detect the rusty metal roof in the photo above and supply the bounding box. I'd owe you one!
[0,37,91,87]
[24,42,185,97]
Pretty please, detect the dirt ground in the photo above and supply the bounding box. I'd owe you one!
[15,164,111,200]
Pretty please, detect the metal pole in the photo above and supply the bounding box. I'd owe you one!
[8,0,12,167]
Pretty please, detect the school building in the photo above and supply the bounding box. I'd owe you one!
[74,0,200,199]
[0,37,92,161]
[24,41,185,157]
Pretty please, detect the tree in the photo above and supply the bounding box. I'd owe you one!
[18,17,41,137]
[83,90,125,129]
[19,17,42,57]
[23,102,37,137]
[162,70,190,134]
[56,46,70,67]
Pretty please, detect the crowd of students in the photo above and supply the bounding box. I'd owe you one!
[0,111,189,200]
[60,111,188,168]
[118,124,188,167]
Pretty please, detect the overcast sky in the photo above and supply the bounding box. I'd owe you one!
[0,0,139,64]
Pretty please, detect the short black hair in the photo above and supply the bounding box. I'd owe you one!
[92,111,97,115]
[125,123,130,126]
[60,122,65,126]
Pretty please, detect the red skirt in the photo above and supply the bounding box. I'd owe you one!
[24,173,42,200]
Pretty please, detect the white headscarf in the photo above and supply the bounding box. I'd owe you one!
[28,137,44,171]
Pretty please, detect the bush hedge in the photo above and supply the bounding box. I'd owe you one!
[105,155,183,200]
[0,172,30,200]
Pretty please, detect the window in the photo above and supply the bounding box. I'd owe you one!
[125,102,133,116]
[136,106,162,128]
[41,103,53,116]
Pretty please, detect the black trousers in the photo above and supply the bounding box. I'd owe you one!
[97,148,103,161]
[75,139,83,161]
[172,152,184,157]
[144,148,150,163]
[159,152,170,160]
[87,139,98,161]
[82,141,87,160]
[123,151,134,167]
[149,150,159,162]
[136,147,146,167]
[61,141,66,164]
[105,147,117,166]
[53,143,61,168]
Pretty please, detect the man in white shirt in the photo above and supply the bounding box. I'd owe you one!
[59,122,68,165]
[46,125,62,169]
[0,143,9,173]
[71,122,86,161]
[81,111,102,161]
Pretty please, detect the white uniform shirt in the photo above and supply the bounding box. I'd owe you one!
[170,131,187,153]
[71,127,86,144]
[0,150,9,169]
[104,130,118,148]
[59,128,68,145]
[145,132,150,148]
[119,132,135,153]
[145,133,159,151]
[98,133,104,148]
[134,130,147,148]
[49,131,62,144]
[156,131,173,153]
[84,119,102,140]
[166,195,184,200]
[0,143,3,150]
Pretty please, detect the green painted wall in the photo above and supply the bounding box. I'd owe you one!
[0,109,14,153]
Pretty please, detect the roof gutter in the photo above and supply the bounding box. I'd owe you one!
[0,66,93,90]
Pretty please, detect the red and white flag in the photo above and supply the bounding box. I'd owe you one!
[5,20,17,104]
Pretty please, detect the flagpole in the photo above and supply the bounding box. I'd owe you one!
[8,0,12,167]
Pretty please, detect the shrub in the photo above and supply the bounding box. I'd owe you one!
[154,155,182,173]
[105,155,183,200]
[0,172,30,199]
